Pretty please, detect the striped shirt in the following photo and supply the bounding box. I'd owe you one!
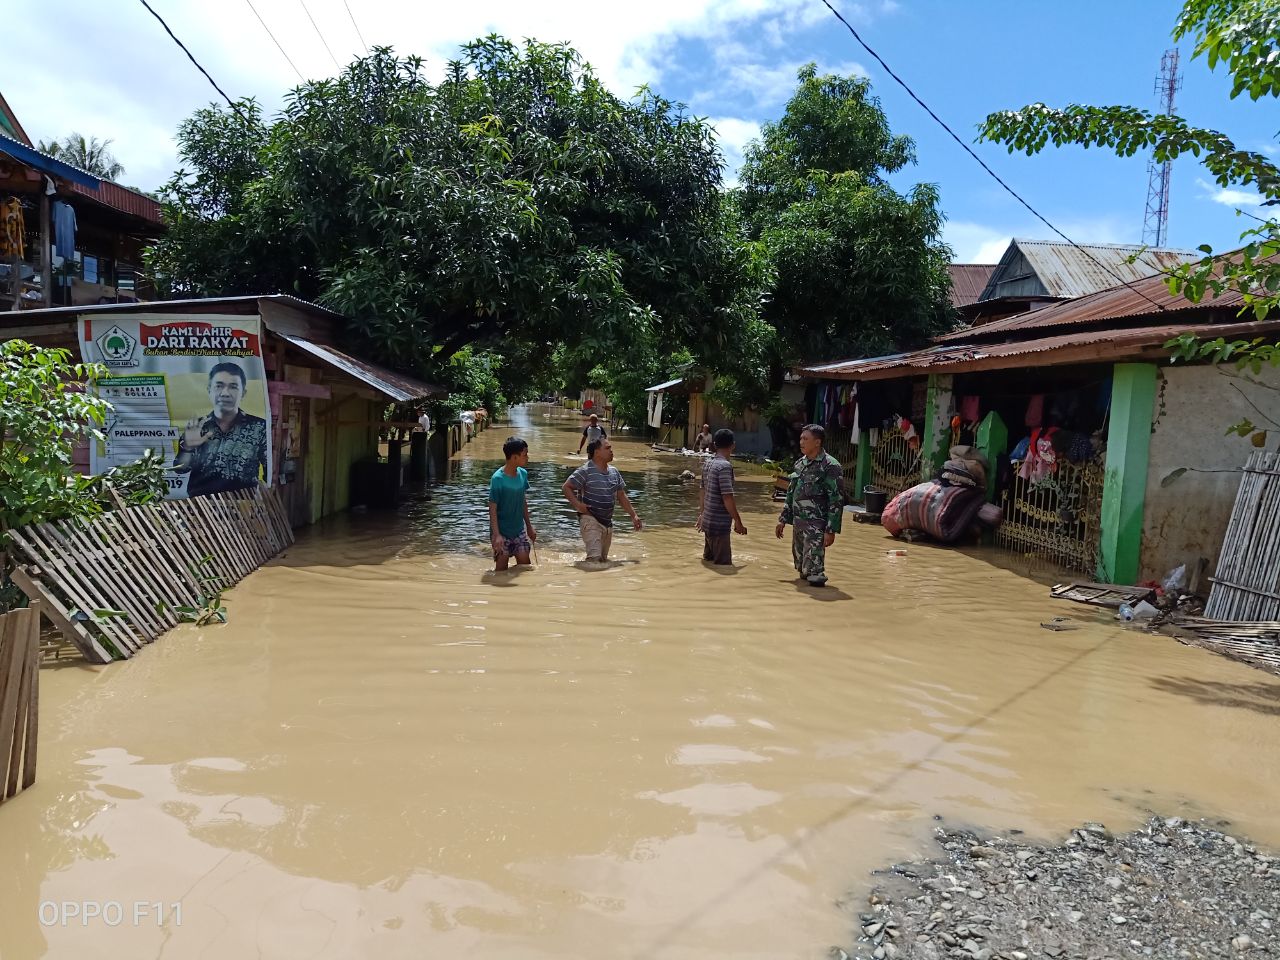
[701,457,736,534]
[568,461,626,527]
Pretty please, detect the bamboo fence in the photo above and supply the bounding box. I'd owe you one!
[0,603,40,803]
[1205,451,1280,621]
[5,485,293,664]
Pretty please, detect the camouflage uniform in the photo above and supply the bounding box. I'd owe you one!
[778,450,843,584]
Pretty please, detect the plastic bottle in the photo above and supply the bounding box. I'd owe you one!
[1117,603,1135,621]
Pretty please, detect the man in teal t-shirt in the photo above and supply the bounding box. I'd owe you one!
[489,436,537,570]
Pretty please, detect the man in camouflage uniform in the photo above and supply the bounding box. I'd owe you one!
[775,423,843,586]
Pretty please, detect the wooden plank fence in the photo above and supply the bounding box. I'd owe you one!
[1206,451,1280,621]
[0,603,40,804]
[5,485,293,664]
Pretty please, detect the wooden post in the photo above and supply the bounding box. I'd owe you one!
[39,191,51,308]
[1099,363,1158,584]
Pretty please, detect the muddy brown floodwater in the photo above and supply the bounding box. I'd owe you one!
[4,408,1280,960]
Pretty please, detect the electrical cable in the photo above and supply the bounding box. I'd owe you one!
[243,0,305,82]
[299,0,343,70]
[343,0,369,54]
[136,0,248,119]
[816,0,1172,312]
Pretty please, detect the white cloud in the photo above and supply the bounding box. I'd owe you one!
[6,0,893,192]
[709,117,763,185]
[1196,177,1265,209]
[943,222,1010,263]
[1259,144,1278,157]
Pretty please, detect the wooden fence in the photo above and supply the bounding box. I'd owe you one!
[5,485,293,664]
[0,603,39,804]
[1206,451,1280,620]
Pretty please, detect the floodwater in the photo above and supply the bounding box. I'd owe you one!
[4,407,1280,960]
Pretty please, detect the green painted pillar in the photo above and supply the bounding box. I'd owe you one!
[1099,363,1158,584]
[920,374,954,481]
[854,428,872,501]
[975,410,1008,505]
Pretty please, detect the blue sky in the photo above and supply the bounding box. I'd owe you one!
[8,0,1275,263]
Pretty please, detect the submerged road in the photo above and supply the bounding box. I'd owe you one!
[3,407,1280,959]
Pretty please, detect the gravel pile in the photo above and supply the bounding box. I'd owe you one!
[839,817,1280,960]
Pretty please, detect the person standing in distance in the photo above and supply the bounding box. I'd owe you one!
[696,428,747,564]
[174,361,268,497]
[576,413,606,456]
[693,423,714,453]
[563,438,642,561]
[775,424,843,586]
[489,437,537,570]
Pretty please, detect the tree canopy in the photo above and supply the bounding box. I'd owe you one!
[35,134,126,181]
[148,38,764,402]
[736,65,955,372]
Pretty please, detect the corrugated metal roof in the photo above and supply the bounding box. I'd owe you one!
[0,131,101,188]
[70,179,162,226]
[978,239,1199,302]
[282,335,445,401]
[645,377,686,392]
[798,317,1280,382]
[947,264,996,308]
[938,250,1276,343]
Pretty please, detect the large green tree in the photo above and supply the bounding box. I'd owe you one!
[148,39,763,399]
[980,0,1279,325]
[737,65,955,371]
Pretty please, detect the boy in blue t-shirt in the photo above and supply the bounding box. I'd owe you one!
[489,436,537,570]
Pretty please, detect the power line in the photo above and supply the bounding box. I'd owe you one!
[343,0,369,54]
[299,0,343,70]
[815,0,1171,313]
[243,0,305,82]
[136,0,246,119]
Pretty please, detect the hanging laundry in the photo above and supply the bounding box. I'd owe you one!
[647,390,664,428]
[898,415,920,451]
[52,200,76,260]
[959,395,980,423]
[1,197,25,259]
[1018,426,1060,483]
[1024,394,1045,428]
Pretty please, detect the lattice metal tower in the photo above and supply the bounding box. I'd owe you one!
[1142,48,1182,247]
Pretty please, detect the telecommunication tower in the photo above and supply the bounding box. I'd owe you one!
[1142,48,1182,247]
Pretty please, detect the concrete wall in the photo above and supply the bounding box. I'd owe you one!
[1140,364,1280,583]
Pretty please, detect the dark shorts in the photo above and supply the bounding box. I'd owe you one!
[703,531,732,565]
[494,531,532,559]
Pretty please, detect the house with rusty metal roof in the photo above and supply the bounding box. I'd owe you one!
[794,247,1280,588]
[959,238,1200,326]
[1,97,164,311]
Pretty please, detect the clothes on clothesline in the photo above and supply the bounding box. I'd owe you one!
[1,197,24,259]
[52,200,76,261]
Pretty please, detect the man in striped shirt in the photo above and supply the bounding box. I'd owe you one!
[562,438,642,561]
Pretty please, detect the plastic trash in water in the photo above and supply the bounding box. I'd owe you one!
[886,549,907,557]
[1117,600,1158,622]
[1117,603,1135,621]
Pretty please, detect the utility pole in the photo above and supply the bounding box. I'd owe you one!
[1142,48,1182,248]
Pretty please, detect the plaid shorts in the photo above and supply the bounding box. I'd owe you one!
[494,531,532,559]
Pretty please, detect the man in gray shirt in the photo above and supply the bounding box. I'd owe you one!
[563,438,642,561]
[576,413,607,455]
[696,429,747,564]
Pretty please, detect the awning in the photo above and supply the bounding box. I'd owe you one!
[281,335,446,402]
[645,377,686,392]
[0,133,101,189]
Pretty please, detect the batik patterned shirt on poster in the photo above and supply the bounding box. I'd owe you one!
[183,411,268,496]
[778,451,844,533]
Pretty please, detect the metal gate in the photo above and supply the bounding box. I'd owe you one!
[870,426,921,499]
[995,457,1105,573]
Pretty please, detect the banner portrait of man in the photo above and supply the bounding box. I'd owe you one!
[173,361,269,496]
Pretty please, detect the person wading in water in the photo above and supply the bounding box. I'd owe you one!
[563,438,642,562]
[576,414,607,456]
[775,424,843,586]
[696,428,747,565]
[489,436,537,571]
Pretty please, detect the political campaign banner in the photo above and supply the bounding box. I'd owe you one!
[78,313,273,499]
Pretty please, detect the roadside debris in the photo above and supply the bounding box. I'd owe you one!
[840,816,1280,960]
